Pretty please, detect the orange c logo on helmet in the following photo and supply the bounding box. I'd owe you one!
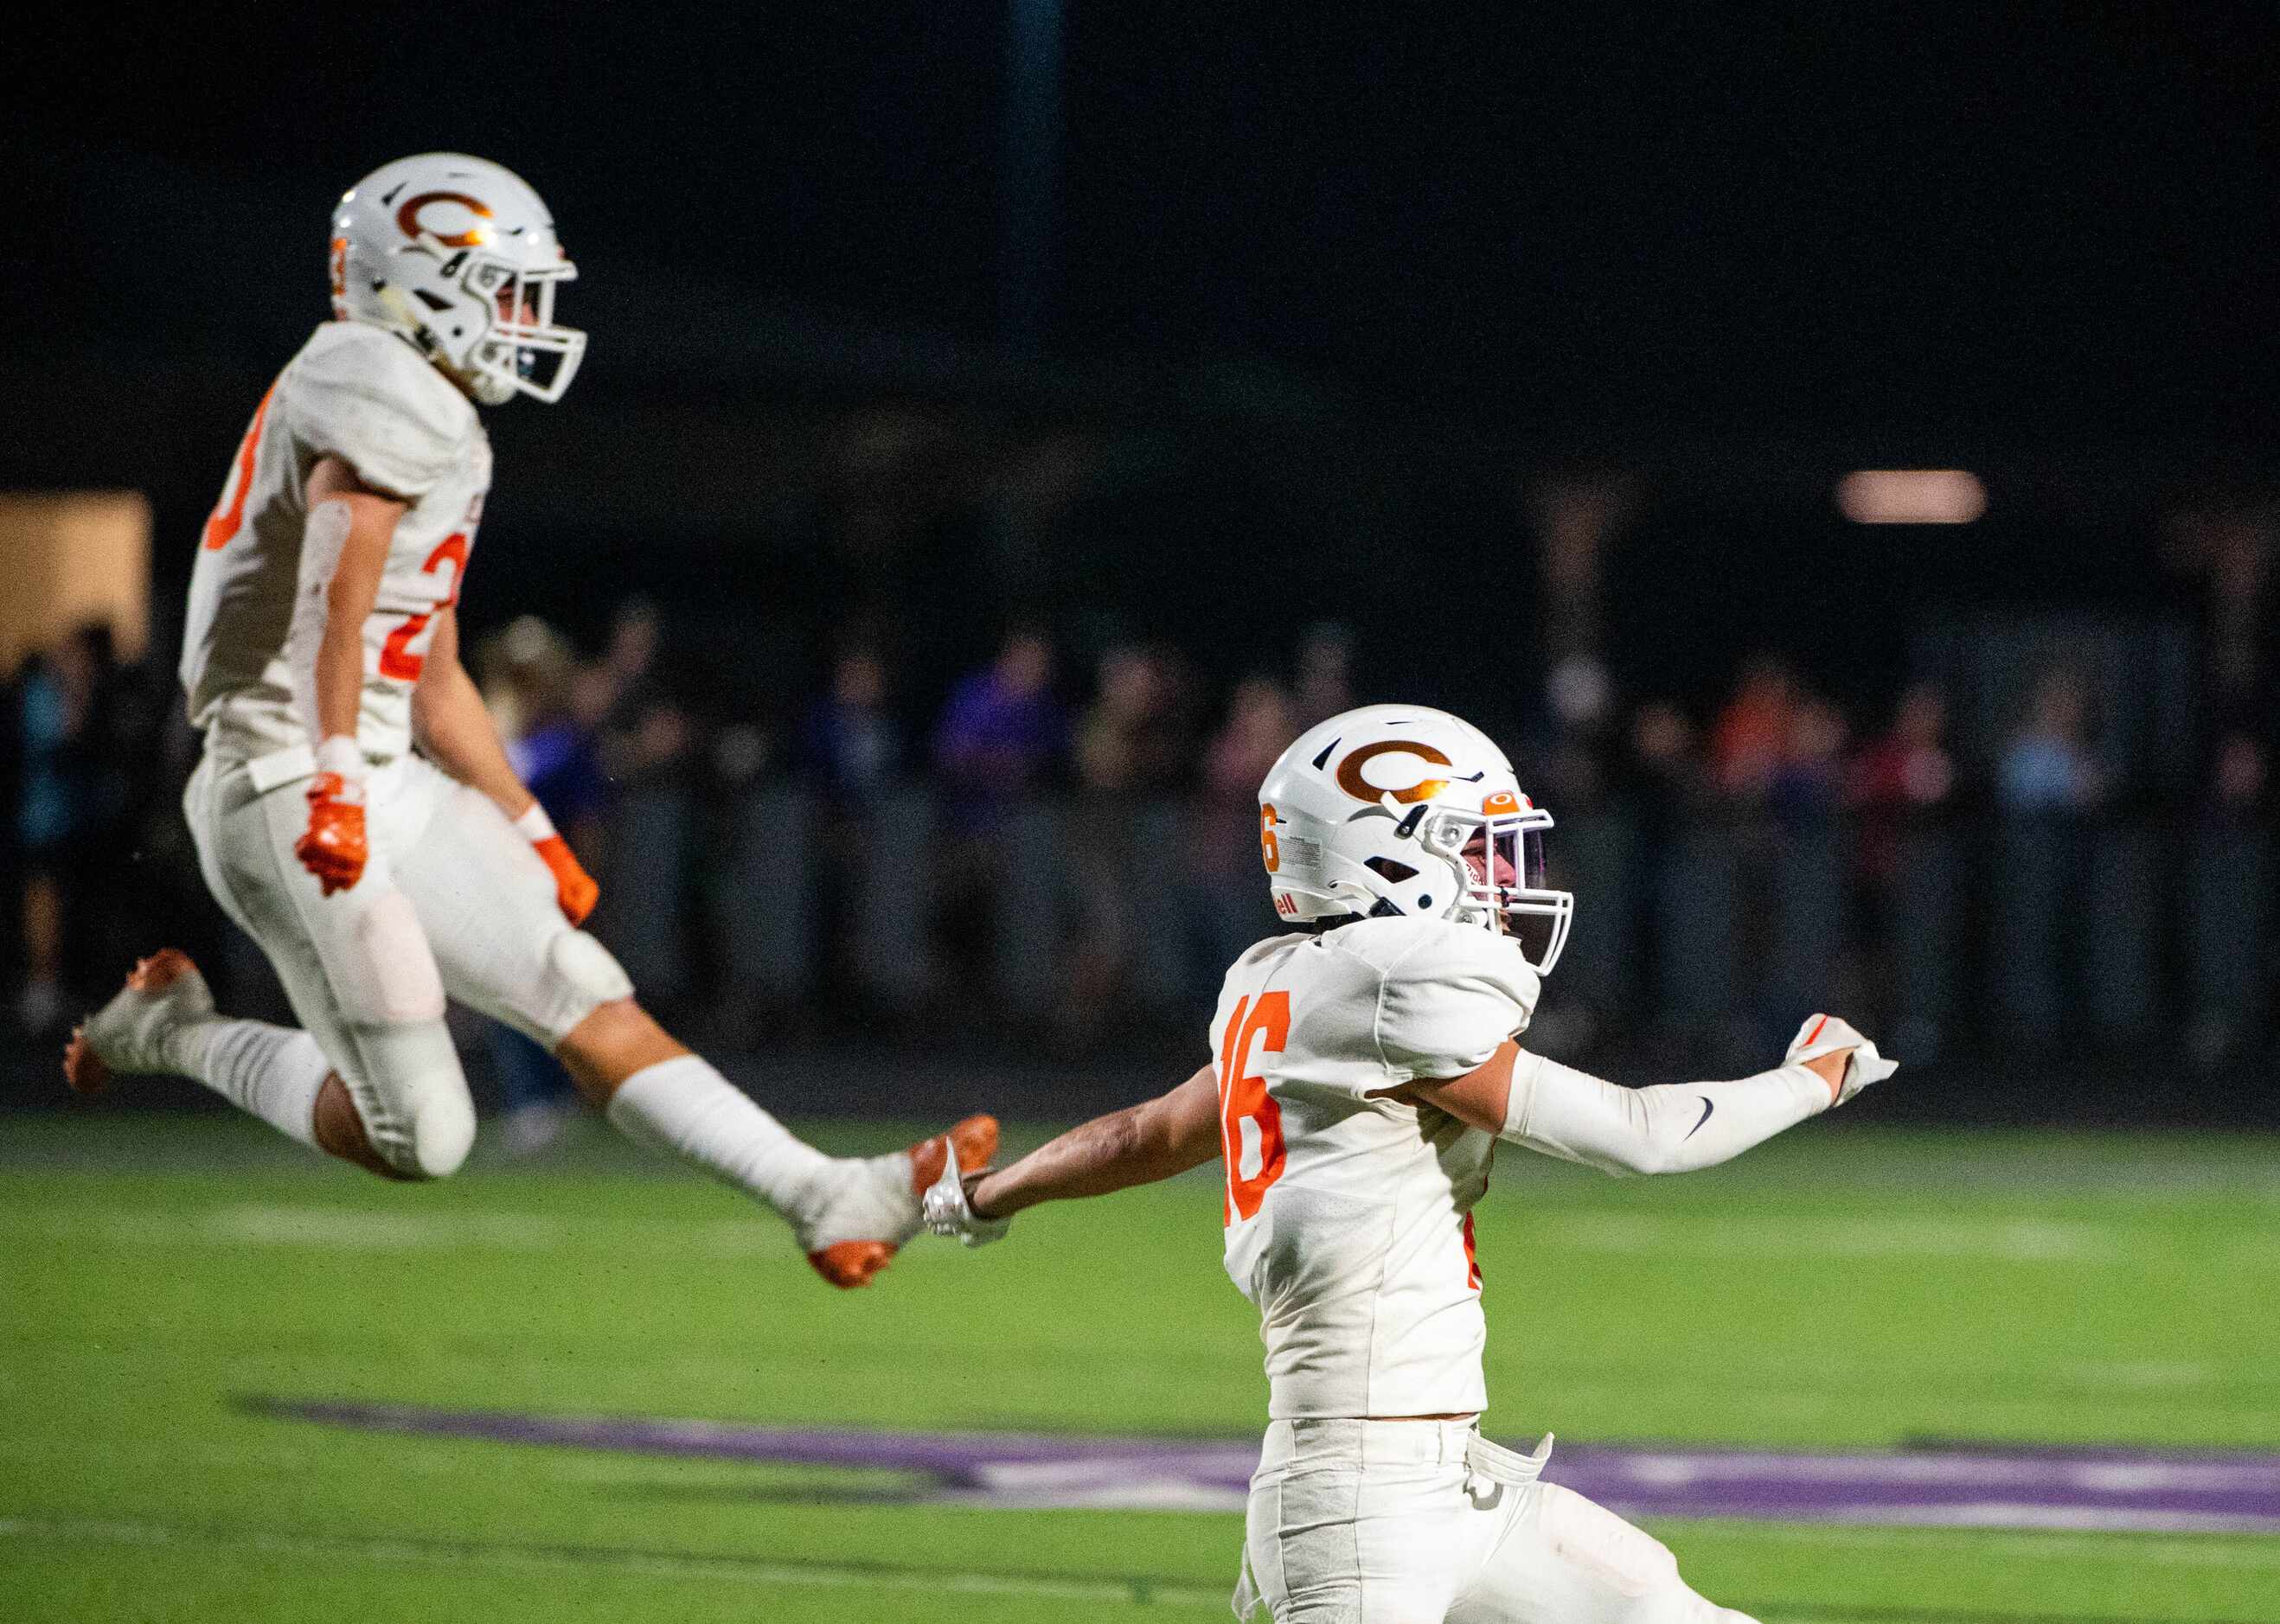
[1335,739,1453,805]
[395,191,493,248]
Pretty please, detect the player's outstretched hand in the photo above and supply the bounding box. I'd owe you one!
[1785,1013,1898,1105]
[921,1133,1011,1248]
[296,772,368,896]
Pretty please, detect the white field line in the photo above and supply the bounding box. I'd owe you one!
[0,1514,1227,1608]
[7,1200,2277,1273]
[0,1203,964,1263]
[1528,1211,2280,1269]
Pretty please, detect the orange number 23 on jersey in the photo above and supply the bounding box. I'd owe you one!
[1218,989,1290,1224]
[376,533,471,681]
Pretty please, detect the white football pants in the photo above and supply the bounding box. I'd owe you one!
[184,745,632,1176]
[1238,1420,1756,1624]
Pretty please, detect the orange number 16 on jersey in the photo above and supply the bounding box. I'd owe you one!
[1218,990,1290,1224]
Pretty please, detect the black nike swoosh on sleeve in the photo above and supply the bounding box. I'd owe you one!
[1684,1096,1715,1139]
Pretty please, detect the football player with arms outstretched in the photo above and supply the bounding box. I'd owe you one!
[66,153,993,1287]
[925,704,1897,1622]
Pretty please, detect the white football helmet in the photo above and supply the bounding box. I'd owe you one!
[1258,704,1574,974]
[330,153,585,405]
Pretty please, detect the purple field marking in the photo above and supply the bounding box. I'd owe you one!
[249,1397,2280,1534]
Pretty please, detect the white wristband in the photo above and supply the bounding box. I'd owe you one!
[513,802,558,842]
[313,735,365,781]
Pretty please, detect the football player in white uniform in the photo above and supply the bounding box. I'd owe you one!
[925,703,1897,1621]
[65,152,994,1288]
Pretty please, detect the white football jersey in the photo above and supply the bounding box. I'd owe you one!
[181,322,491,763]
[1214,914,1540,1419]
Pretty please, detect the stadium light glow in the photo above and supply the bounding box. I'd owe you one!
[1835,469,1986,524]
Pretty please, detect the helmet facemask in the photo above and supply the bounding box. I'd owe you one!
[371,245,584,406]
[1440,808,1573,975]
[426,253,583,405]
[1323,798,1574,977]
[460,256,583,403]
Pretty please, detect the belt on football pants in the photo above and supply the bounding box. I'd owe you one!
[243,741,317,795]
[1463,1429,1553,1500]
[1258,1417,1553,1478]
[239,740,392,796]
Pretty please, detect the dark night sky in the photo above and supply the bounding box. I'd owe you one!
[3,4,2277,732]
[7,4,2277,441]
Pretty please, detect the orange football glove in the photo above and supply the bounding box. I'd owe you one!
[532,834,599,925]
[296,772,368,896]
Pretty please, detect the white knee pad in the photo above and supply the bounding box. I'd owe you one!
[547,930,633,1024]
[406,1082,477,1180]
[343,1020,472,1180]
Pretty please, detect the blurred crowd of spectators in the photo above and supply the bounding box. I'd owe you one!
[1528,654,2267,831]
[5,600,2273,1069]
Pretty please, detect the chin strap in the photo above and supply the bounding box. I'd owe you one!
[373,285,447,362]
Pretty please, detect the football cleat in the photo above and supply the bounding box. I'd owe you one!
[63,950,215,1096]
[921,1131,1013,1248]
[799,1115,999,1288]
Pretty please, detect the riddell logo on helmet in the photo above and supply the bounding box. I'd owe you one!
[395,191,494,248]
[1335,740,1452,805]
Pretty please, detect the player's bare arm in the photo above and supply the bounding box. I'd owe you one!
[410,608,599,924]
[290,455,402,894]
[925,1063,1219,1243]
[412,609,599,924]
[304,456,403,738]
[411,606,535,818]
[1399,1015,1889,1177]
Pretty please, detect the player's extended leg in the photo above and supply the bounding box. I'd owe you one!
[1451,1473,1757,1624]
[390,760,996,1288]
[66,949,411,1180]
[66,754,474,1183]
[551,997,993,1287]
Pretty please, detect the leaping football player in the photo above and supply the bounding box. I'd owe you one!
[925,704,1896,1622]
[65,153,994,1287]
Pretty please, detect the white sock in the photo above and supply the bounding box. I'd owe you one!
[605,1053,832,1217]
[168,1018,330,1151]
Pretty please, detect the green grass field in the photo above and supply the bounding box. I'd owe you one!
[3,1113,2276,1622]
